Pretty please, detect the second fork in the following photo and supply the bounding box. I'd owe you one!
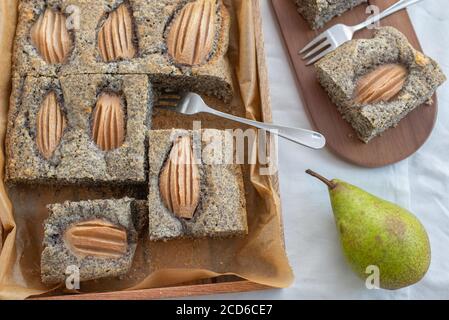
[299,0,424,65]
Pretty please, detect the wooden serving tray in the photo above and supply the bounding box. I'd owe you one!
[28,0,278,301]
[272,0,438,168]
[33,278,273,300]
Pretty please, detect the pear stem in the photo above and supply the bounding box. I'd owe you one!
[306,169,337,189]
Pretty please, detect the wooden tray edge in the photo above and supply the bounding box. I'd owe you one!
[31,281,274,300]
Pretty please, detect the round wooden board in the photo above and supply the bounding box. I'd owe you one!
[272,0,438,168]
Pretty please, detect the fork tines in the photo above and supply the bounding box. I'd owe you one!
[299,31,334,66]
[156,90,181,108]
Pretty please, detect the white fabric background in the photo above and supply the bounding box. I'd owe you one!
[197,0,449,299]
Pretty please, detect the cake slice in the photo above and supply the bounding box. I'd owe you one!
[315,27,446,143]
[295,0,367,29]
[41,198,140,285]
[148,129,248,241]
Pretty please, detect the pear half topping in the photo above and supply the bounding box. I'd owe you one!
[92,93,126,151]
[167,0,217,66]
[159,136,200,220]
[31,8,72,64]
[64,220,128,259]
[354,64,408,105]
[36,91,67,160]
[98,3,136,62]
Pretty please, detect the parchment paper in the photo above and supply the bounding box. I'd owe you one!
[0,0,294,300]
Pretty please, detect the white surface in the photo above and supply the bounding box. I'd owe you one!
[201,0,449,299]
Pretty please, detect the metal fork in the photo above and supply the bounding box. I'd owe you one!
[299,0,423,65]
[156,92,326,149]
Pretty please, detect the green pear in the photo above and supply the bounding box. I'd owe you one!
[306,170,431,290]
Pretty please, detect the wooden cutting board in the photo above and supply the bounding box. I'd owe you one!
[272,0,438,168]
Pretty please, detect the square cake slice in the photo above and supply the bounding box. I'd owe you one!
[13,0,233,102]
[315,27,446,143]
[295,0,367,30]
[148,129,248,241]
[6,73,151,185]
[41,198,139,285]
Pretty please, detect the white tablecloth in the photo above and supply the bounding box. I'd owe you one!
[203,0,449,299]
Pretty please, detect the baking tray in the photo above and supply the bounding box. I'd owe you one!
[0,0,283,300]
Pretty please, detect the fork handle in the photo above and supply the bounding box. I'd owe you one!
[206,109,326,149]
[353,0,424,31]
